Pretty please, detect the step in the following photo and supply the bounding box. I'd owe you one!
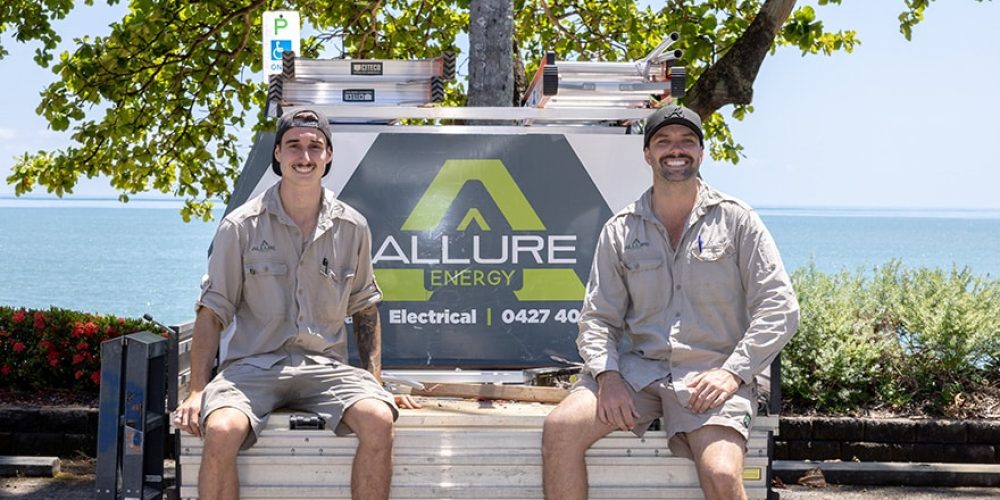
[180,484,711,499]
[178,454,772,493]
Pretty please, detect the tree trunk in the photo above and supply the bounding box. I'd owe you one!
[684,0,797,120]
[468,0,514,108]
[512,38,527,107]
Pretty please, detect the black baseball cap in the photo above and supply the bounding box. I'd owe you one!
[271,108,334,176]
[643,104,704,147]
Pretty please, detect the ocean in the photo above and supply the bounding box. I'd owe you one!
[2,199,999,326]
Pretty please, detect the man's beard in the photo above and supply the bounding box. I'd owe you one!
[655,154,698,182]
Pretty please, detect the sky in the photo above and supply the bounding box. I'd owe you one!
[1,1,998,209]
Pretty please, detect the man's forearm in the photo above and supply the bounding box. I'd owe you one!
[352,304,382,380]
[188,307,223,393]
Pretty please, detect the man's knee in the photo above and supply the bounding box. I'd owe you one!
[346,399,395,446]
[203,408,251,454]
[686,425,747,491]
[542,400,595,457]
[542,407,575,442]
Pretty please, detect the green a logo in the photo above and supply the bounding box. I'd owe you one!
[402,159,545,231]
[376,159,585,301]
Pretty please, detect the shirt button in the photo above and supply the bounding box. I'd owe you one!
[675,285,681,290]
[675,312,681,318]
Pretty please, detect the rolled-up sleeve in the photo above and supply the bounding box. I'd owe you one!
[196,219,242,329]
[722,210,799,383]
[346,223,382,316]
[578,223,629,377]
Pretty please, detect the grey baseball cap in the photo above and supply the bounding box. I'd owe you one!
[643,104,704,147]
[272,108,334,176]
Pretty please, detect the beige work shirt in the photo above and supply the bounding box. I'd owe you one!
[578,182,799,403]
[197,183,382,368]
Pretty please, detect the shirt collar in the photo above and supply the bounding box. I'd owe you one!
[263,182,345,230]
[632,180,728,223]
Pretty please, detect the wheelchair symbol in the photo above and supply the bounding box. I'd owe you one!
[271,40,292,61]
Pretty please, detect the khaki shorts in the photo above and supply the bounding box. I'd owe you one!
[573,373,756,459]
[200,347,397,450]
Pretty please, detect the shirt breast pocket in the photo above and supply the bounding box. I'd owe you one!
[243,261,289,318]
[688,239,737,304]
[624,257,666,313]
[693,243,731,262]
[318,269,355,321]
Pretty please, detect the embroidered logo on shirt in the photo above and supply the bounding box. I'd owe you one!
[625,238,649,250]
[742,413,752,429]
[251,240,276,253]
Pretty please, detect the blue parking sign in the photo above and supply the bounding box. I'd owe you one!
[271,40,292,60]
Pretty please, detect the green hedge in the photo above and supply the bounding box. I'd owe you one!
[0,306,162,393]
[784,261,1000,417]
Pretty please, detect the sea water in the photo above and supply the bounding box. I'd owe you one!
[2,200,998,325]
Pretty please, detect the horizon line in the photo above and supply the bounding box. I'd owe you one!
[2,193,998,213]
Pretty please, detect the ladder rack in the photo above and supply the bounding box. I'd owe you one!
[266,34,686,127]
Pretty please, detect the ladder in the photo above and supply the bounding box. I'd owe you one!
[522,33,686,110]
[266,51,456,119]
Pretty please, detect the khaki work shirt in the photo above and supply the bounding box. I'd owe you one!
[197,183,382,368]
[578,182,799,404]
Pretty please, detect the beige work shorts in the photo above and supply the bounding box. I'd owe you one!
[200,347,397,450]
[573,373,756,459]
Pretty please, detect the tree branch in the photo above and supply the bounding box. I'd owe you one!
[539,0,576,40]
[684,0,797,119]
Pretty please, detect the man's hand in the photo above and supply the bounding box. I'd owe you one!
[687,368,741,414]
[596,371,638,431]
[395,394,422,410]
[174,390,203,437]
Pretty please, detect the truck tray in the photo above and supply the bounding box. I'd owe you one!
[178,399,776,499]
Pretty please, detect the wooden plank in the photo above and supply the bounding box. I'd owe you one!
[412,383,569,403]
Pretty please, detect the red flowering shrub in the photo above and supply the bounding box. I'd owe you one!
[0,306,164,393]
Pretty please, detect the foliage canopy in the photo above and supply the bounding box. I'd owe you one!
[0,0,987,220]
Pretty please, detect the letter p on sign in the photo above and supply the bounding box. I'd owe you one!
[273,17,288,35]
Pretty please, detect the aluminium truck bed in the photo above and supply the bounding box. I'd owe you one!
[176,399,777,499]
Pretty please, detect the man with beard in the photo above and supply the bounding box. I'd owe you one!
[541,104,799,500]
[173,108,419,500]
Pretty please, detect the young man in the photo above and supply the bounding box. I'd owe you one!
[173,108,418,500]
[542,104,799,500]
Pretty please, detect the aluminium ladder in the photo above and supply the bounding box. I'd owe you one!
[522,32,686,111]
